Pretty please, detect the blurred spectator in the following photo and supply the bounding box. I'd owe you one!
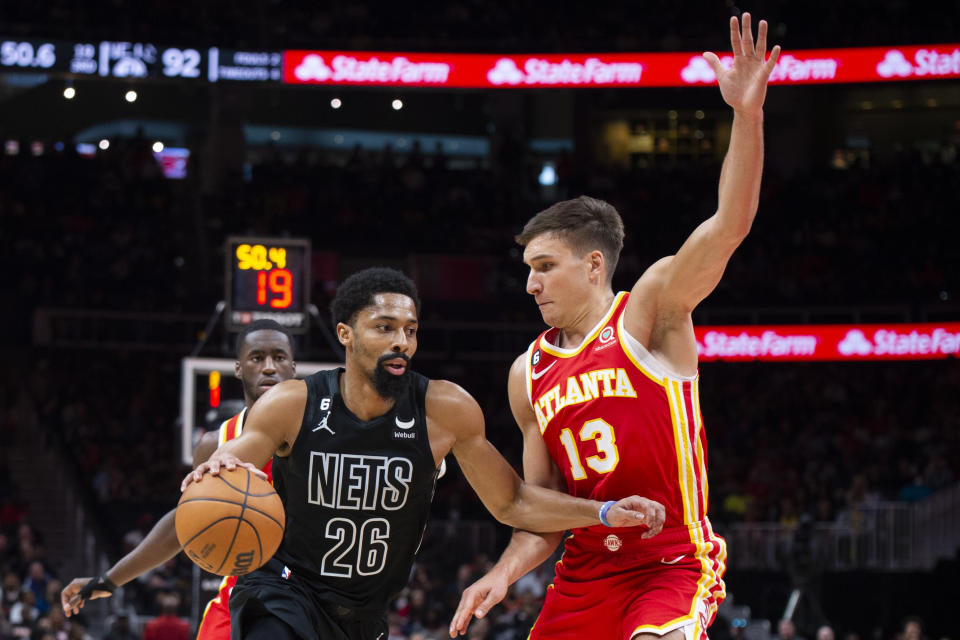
[466,616,491,640]
[103,611,138,640]
[776,619,806,640]
[8,588,40,627]
[901,616,927,640]
[141,593,190,640]
[1,571,21,613]
[816,625,836,640]
[21,561,52,614]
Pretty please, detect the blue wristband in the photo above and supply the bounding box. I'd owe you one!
[598,500,617,527]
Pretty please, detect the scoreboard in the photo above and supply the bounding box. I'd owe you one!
[225,236,310,333]
[0,38,283,82]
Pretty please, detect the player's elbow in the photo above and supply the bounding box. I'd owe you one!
[711,213,753,250]
[724,207,755,237]
[489,483,529,528]
[731,214,755,241]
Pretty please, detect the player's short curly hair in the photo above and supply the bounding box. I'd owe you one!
[330,267,421,327]
[235,319,294,359]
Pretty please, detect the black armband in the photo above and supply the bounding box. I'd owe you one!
[77,573,118,600]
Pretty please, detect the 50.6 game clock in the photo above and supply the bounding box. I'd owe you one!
[225,236,310,333]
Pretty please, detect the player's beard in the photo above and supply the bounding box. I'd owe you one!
[372,353,411,399]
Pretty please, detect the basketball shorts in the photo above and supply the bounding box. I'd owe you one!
[529,520,727,640]
[197,576,235,640]
[229,561,388,640]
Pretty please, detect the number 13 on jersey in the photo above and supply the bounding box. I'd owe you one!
[558,418,620,480]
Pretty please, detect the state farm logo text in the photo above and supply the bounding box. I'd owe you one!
[681,54,838,84]
[838,328,960,357]
[697,330,818,358]
[294,54,451,84]
[487,57,643,86]
[877,48,960,79]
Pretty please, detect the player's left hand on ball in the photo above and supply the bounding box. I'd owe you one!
[180,453,267,491]
[607,496,666,537]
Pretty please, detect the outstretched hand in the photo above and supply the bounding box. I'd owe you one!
[180,451,267,491]
[604,495,665,537]
[449,570,510,637]
[61,577,110,617]
[703,13,781,117]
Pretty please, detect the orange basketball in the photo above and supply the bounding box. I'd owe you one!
[176,467,285,576]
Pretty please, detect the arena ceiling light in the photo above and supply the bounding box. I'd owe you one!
[124,89,138,102]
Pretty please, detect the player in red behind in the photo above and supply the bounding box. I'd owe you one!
[451,14,781,640]
[61,320,297,639]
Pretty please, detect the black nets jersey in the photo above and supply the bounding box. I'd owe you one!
[269,368,439,612]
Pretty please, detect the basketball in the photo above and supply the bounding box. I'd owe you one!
[176,467,285,576]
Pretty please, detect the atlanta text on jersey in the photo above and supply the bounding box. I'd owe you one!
[534,367,638,431]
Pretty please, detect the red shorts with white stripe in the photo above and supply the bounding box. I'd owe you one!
[196,576,236,640]
[529,520,726,640]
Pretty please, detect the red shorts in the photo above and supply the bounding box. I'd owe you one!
[196,576,236,640]
[529,520,726,640]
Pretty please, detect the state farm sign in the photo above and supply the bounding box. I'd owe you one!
[695,323,960,362]
[287,52,451,85]
[487,57,643,86]
[283,42,960,88]
[876,47,960,79]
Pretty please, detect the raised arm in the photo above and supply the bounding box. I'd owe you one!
[624,14,780,369]
[62,431,221,617]
[181,379,307,489]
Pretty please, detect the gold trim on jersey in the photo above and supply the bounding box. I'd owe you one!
[630,615,695,637]
[687,520,728,640]
[524,340,538,409]
[692,378,709,510]
[627,520,727,640]
[217,407,247,446]
[197,576,231,632]
[667,381,699,524]
[664,377,724,640]
[538,292,628,358]
[616,313,667,387]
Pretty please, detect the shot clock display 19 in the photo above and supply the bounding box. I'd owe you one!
[225,237,310,333]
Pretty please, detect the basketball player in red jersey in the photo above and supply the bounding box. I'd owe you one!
[61,319,296,640]
[451,14,781,640]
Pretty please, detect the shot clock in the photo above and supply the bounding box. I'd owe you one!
[225,237,310,333]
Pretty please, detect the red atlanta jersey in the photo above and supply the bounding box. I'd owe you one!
[525,292,709,532]
[214,407,274,483]
[197,407,273,640]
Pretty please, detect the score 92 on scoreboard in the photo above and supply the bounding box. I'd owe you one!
[225,236,311,333]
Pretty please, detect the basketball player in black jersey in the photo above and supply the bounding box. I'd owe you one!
[183,267,666,640]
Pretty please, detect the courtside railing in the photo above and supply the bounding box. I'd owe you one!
[722,487,960,572]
